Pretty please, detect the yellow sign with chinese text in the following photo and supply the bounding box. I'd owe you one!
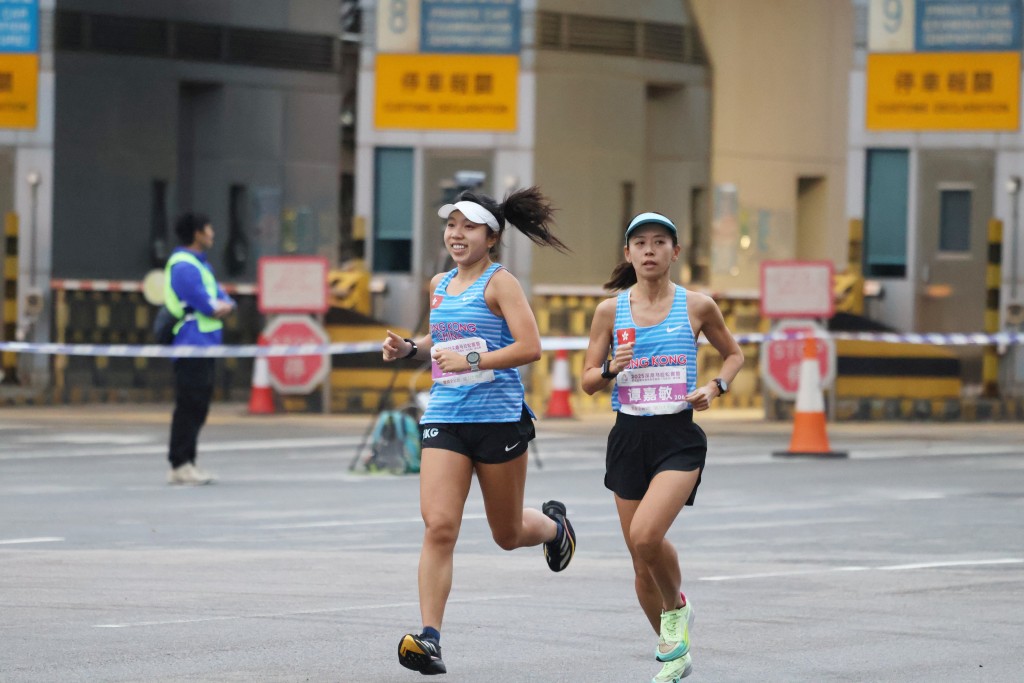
[375,54,518,131]
[866,52,1020,130]
[0,53,37,129]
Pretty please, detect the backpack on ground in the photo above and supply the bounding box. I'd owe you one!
[367,409,421,474]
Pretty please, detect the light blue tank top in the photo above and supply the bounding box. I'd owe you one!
[610,285,699,415]
[420,263,533,424]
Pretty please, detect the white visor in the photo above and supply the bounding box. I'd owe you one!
[438,201,500,232]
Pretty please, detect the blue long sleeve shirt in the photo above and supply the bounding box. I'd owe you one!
[168,247,235,346]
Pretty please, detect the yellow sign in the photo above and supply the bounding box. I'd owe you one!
[866,52,1020,131]
[375,54,518,131]
[0,53,37,129]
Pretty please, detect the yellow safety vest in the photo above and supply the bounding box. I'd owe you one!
[164,251,224,335]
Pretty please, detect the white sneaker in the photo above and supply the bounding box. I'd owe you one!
[190,464,215,484]
[167,463,213,485]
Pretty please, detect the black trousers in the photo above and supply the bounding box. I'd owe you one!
[168,358,215,468]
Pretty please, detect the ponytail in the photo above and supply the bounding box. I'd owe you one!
[604,261,637,291]
[500,186,569,253]
[455,187,569,254]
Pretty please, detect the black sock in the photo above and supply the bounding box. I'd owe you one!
[421,626,440,644]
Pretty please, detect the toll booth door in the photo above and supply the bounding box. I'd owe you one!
[915,150,993,334]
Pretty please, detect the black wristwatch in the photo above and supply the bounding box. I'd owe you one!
[466,351,481,371]
[601,359,619,380]
[402,338,418,359]
[714,377,729,395]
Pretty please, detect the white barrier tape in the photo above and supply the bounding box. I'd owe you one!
[0,341,380,358]
[1,331,1022,358]
[540,331,1024,350]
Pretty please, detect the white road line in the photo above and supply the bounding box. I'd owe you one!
[878,558,1024,571]
[258,513,487,530]
[16,433,156,445]
[0,436,363,460]
[699,558,1024,582]
[93,593,529,629]
[0,537,65,545]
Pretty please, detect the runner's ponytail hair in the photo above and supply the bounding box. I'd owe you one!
[457,187,569,254]
[604,261,637,291]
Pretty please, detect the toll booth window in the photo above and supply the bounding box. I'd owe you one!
[938,189,971,253]
[373,147,414,272]
[864,148,909,278]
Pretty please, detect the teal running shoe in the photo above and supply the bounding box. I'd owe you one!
[655,601,694,662]
[651,652,692,682]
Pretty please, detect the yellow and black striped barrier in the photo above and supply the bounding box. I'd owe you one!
[983,219,1002,397]
[2,213,18,384]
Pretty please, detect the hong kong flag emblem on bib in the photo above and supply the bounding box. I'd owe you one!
[431,295,444,309]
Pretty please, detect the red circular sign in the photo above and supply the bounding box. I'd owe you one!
[761,320,835,399]
[262,315,330,394]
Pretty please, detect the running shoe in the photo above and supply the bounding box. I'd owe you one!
[541,500,576,572]
[398,633,446,675]
[655,601,694,662]
[651,652,692,682]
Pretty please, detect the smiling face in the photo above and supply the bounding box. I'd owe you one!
[444,210,497,265]
[624,225,680,279]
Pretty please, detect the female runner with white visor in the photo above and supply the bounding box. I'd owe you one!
[582,212,743,682]
[382,187,576,676]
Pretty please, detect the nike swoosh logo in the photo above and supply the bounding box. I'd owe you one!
[505,442,521,452]
[666,326,684,333]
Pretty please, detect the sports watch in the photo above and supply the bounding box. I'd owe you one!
[466,351,481,372]
[601,359,619,380]
[713,377,729,395]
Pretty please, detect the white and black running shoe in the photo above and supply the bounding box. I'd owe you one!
[542,500,576,572]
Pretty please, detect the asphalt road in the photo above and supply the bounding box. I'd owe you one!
[1,405,1022,682]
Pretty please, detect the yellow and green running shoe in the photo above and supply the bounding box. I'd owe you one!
[655,601,694,662]
[652,652,692,682]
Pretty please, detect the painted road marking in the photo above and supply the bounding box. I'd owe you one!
[93,593,529,628]
[699,558,1023,582]
[0,537,65,545]
[0,436,363,460]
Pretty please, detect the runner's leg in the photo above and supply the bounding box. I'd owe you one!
[418,448,474,629]
[629,469,699,610]
[614,495,663,633]
[475,452,557,550]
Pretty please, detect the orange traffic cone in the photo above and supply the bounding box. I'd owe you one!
[545,349,574,418]
[773,335,846,458]
[247,334,275,415]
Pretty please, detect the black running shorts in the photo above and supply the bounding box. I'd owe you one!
[420,405,535,464]
[604,410,707,504]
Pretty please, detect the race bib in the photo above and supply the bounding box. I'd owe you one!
[431,337,495,387]
[616,366,689,415]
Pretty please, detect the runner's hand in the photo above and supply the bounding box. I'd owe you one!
[432,347,469,373]
[685,384,716,411]
[382,330,409,362]
[610,342,634,374]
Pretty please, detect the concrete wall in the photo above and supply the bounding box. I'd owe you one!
[532,53,710,288]
[531,0,710,290]
[50,2,340,282]
[689,0,854,290]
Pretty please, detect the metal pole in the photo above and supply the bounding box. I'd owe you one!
[1009,177,1021,301]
